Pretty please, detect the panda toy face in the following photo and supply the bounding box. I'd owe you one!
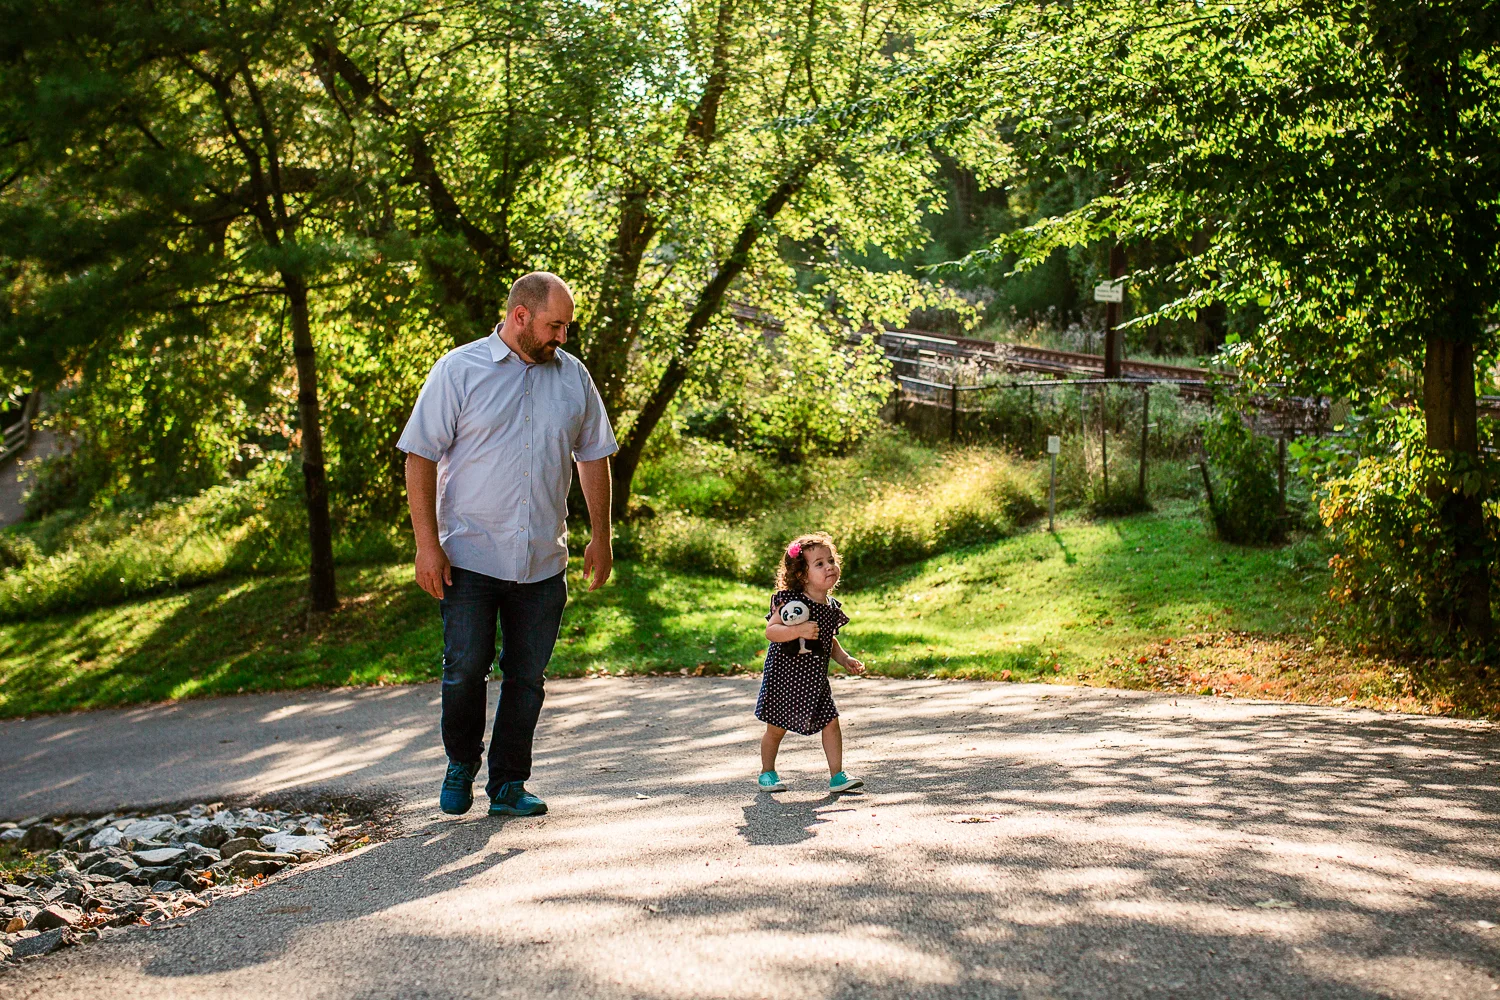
[779,600,810,627]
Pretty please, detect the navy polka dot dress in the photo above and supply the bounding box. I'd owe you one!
[755,589,850,736]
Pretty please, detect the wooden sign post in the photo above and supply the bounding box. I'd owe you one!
[1047,435,1061,532]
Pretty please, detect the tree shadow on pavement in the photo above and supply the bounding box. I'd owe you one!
[12,678,1500,999]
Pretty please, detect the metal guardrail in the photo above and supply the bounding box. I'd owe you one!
[0,390,40,466]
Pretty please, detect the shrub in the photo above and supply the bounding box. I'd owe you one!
[1200,409,1285,544]
[0,457,409,621]
[1305,410,1499,654]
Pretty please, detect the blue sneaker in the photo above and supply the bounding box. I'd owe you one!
[439,759,481,815]
[757,770,786,792]
[829,771,863,793]
[489,781,548,816]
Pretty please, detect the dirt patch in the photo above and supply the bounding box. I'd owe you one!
[1083,630,1499,717]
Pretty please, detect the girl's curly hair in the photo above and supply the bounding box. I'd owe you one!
[775,532,840,593]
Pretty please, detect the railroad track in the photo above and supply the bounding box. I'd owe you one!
[728,307,1500,425]
[875,329,1209,382]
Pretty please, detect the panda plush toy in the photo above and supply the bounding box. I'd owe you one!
[778,599,813,655]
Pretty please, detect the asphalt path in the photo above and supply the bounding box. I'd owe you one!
[1,677,1497,999]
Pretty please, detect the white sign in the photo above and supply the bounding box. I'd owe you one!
[1047,435,1061,455]
[1093,280,1124,303]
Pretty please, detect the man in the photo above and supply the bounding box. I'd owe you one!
[398,271,616,817]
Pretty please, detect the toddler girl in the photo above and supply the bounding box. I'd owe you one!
[755,532,866,793]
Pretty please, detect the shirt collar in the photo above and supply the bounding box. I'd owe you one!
[487,326,512,363]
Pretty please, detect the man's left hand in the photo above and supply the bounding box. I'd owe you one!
[582,536,613,591]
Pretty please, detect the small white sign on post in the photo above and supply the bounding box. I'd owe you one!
[1047,435,1061,455]
[1093,280,1124,303]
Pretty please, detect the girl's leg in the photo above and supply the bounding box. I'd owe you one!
[760,725,787,773]
[820,717,843,775]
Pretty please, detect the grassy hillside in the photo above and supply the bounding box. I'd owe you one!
[0,501,1468,720]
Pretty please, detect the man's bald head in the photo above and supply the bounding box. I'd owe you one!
[505,272,572,322]
[502,271,574,364]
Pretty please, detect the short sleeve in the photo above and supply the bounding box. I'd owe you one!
[766,589,793,622]
[571,364,618,462]
[397,358,460,462]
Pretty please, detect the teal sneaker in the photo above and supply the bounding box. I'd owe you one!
[757,770,787,792]
[488,781,548,816]
[439,759,481,815]
[829,771,864,793]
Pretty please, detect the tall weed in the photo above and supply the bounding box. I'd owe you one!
[625,446,1043,584]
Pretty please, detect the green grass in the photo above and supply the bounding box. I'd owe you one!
[0,842,56,882]
[0,501,1348,719]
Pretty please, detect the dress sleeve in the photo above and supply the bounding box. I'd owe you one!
[830,597,850,631]
[766,590,791,622]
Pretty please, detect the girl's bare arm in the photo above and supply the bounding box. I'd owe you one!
[830,636,865,673]
[766,621,819,642]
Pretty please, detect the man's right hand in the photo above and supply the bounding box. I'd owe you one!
[415,546,453,600]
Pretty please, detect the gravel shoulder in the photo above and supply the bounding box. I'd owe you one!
[1,677,1497,999]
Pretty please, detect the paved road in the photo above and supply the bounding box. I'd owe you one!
[0,428,56,528]
[1,678,1497,999]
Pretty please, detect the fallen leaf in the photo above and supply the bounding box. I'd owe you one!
[1255,899,1297,909]
[634,793,650,800]
[645,904,662,913]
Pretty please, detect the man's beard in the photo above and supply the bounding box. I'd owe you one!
[516,320,561,362]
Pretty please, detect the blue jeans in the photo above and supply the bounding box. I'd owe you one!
[440,566,567,798]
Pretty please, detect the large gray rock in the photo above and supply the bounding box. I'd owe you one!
[76,848,123,871]
[180,823,232,848]
[212,851,297,878]
[260,832,331,856]
[150,880,184,894]
[132,847,187,867]
[87,826,125,850]
[61,826,94,847]
[22,825,61,850]
[90,882,143,905]
[29,904,80,931]
[42,886,82,907]
[0,884,32,903]
[181,843,221,864]
[10,926,73,958]
[118,819,174,842]
[130,866,182,885]
[0,827,25,844]
[219,837,260,859]
[84,857,139,880]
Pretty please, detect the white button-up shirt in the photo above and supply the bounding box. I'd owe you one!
[397,329,617,583]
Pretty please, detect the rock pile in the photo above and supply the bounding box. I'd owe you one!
[1,803,360,966]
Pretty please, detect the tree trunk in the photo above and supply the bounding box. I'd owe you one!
[584,190,655,415]
[612,165,814,518]
[1423,332,1490,644]
[284,272,339,612]
[580,0,735,415]
[1103,241,1125,378]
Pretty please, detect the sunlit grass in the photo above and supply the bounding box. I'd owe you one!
[5,500,1462,720]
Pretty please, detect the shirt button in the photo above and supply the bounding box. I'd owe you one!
[522,499,528,505]
[525,416,530,422]
[523,471,528,477]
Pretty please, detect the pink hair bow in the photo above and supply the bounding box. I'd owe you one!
[787,542,802,559]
